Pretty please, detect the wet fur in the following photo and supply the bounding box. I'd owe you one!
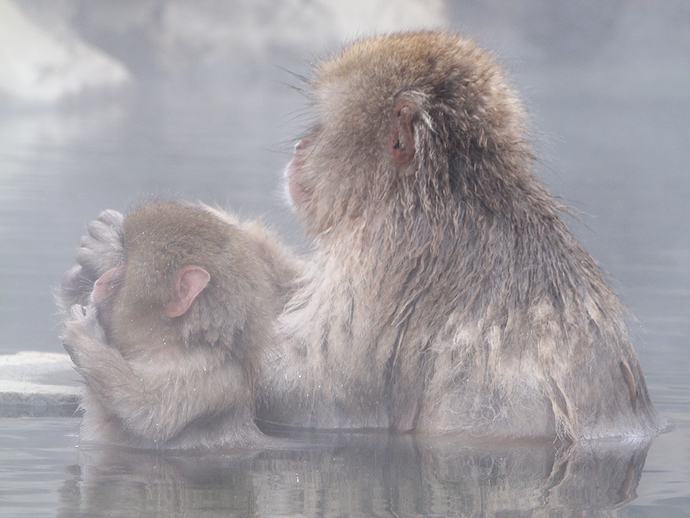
[62,31,660,445]
[260,31,660,440]
[62,202,299,449]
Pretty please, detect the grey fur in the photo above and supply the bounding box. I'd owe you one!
[61,31,661,446]
[259,31,660,440]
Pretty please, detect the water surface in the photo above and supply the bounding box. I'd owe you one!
[1,1,689,516]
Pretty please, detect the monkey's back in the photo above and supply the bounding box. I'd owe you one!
[262,31,661,441]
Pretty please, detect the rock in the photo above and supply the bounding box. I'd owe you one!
[0,351,82,417]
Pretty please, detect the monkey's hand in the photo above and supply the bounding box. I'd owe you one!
[62,304,150,439]
[59,210,124,312]
[62,304,109,368]
[63,304,156,442]
[76,210,125,280]
[63,304,247,445]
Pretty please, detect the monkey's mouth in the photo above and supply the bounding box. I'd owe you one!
[285,125,322,208]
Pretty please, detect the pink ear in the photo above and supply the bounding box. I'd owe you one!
[164,265,211,318]
[390,100,416,175]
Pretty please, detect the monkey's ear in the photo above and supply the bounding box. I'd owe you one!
[390,99,417,176]
[165,265,211,318]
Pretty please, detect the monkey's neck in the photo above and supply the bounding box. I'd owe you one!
[316,186,608,335]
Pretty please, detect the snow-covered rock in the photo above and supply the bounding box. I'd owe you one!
[0,0,131,103]
[0,351,81,416]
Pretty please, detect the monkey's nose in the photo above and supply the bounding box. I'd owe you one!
[295,138,307,151]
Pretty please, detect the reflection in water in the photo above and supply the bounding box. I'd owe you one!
[1,1,688,516]
[61,431,652,516]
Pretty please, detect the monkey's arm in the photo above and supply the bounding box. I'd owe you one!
[63,305,247,444]
[59,210,124,312]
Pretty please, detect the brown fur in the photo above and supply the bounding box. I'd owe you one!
[61,31,660,445]
[259,31,660,440]
[62,201,291,449]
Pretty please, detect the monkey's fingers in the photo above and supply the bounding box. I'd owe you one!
[62,308,90,365]
[66,304,108,345]
[58,263,93,313]
[86,211,123,247]
[94,209,124,230]
[82,211,123,250]
[68,302,89,321]
[75,211,125,280]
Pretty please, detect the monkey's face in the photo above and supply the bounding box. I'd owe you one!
[90,264,126,344]
[88,236,178,354]
[286,34,445,234]
[283,121,361,235]
[286,32,534,235]
[285,91,400,236]
[285,127,319,211]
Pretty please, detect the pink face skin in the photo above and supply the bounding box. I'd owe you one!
[285,122,326,211]
[87,265,125,341]
[92,266,124,305]
[284,137,308,208]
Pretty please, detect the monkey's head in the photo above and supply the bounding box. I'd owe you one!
[286,31,533,235]
[91,202,270,366]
